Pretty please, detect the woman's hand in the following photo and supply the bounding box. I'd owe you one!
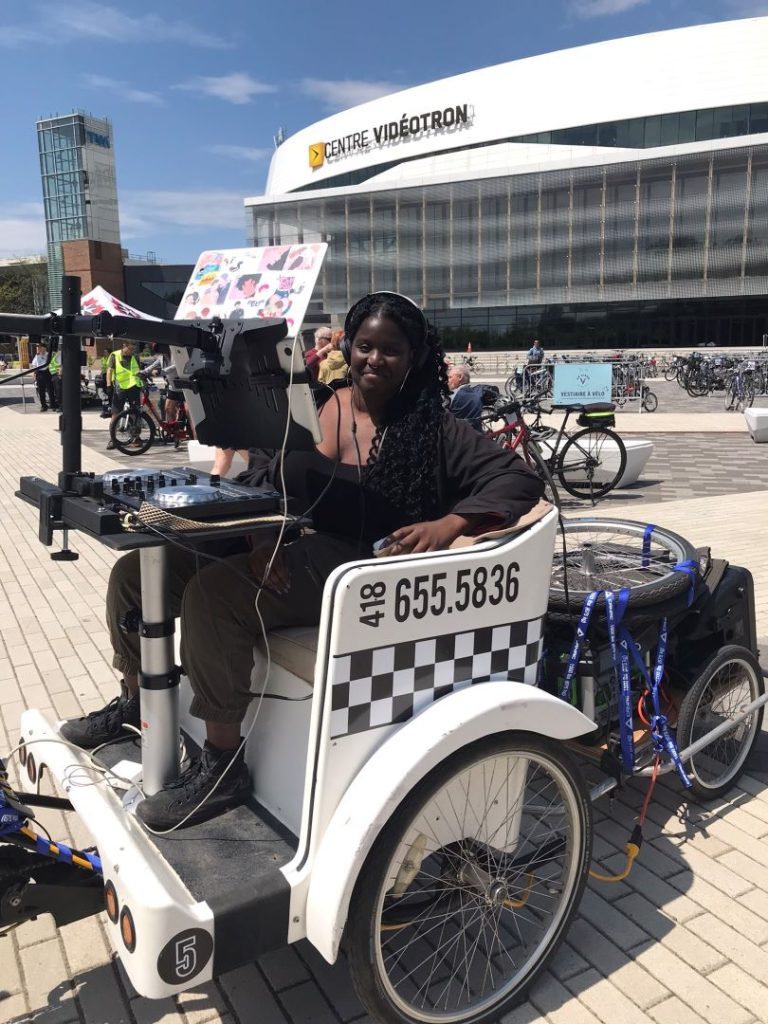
[384,514,475,555]
[248,544,290,594]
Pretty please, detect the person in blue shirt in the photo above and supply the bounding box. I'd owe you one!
[447,363,484,431]
[527,339,545,365]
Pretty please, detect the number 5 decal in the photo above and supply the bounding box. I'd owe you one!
[175,935,198,979]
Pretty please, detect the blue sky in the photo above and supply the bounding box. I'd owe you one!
[0,0,764,264]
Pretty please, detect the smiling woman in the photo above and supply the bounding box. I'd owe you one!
[59,291,544,831]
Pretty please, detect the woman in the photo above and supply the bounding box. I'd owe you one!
[60,293,544,830]
[316,328,348,385]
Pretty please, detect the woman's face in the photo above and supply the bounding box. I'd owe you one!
[349,314,412,401]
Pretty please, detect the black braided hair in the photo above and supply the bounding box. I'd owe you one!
[345,293,449,523]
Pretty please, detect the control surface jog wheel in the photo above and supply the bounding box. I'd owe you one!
[346,734,592,1024]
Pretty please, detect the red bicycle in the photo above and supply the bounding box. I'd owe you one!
[484,398,627,505]
[109,377,193,456]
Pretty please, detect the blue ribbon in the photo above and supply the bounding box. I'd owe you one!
[605,588,634,773]
[559,590,600,702]
[672,560,698,607]
[620,616,691,788]
[642,524,656,569]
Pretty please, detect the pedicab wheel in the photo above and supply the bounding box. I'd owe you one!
[676,646,765,800]
[549,519,698,612]
[346,734,592,1024]
[110,409,156,456]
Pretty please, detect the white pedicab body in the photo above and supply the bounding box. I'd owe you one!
[21,506,597,1020]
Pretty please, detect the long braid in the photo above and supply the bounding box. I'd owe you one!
[345,293,449,523]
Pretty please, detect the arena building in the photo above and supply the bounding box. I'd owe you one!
[246,18,768,349]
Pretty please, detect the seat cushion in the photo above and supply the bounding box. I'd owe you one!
[258,626,319,684]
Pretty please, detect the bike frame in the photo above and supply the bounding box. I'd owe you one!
[140,385,191,443]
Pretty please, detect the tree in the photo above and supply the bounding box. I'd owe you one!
[0,260,49,314]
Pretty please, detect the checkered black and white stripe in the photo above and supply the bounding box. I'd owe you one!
[330,616,545,739]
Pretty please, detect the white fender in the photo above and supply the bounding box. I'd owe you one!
[304,682,593,963]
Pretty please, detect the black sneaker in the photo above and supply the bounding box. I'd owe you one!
[136,742,251,831]
[59,693,140,749]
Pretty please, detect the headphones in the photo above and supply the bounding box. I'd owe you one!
[340,291,430,369]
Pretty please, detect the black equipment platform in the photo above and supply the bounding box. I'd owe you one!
[96,734,296,971]
[17,468,287,550]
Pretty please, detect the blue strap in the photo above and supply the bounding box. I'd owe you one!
[605,589,633,773]
[559,590,600,702]
[672,559,698,607]
[0,788,26,837]
[642,524,656,569]
[620,617,691,788]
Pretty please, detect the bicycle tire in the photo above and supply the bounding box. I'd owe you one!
[664,366,678,382]
[549,518,698,611]
[346,734,592,1024]
[737,380,755,412]
[504,373,521,399]
[676,646,764,799]
[109,409,156,456]
[556,427,627,501]
[525,442,561,509]
[642,390,658,413]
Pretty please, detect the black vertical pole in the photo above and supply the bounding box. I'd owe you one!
[59,275,82,479]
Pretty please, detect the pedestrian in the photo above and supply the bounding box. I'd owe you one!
[105,341,143,450]
[317,330,348,385]
[447,363,484,431]
[30,342,56,412]
[303,326,334,379]
[527,338,545,365]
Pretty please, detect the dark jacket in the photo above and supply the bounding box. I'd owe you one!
[450,384,485,431]
[237,408,543,538]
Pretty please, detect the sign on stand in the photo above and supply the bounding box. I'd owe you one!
[553,363,612,405]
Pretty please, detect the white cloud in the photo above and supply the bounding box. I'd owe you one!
[0,203,46,258]
[82,74,163,105]
[300,78,403,111]
[207,145,271,163]
[2,2,231,49]
[569,0,650,16]
[119,189,247,239]
[174,72,276,106]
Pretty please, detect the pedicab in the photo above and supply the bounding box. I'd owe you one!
[0,291,765,1024]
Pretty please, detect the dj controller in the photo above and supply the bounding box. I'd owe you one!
[18,468,282,541]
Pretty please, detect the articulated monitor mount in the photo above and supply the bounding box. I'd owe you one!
[0,275,321,798]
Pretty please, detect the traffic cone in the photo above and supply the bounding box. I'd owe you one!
[466,341,473,354]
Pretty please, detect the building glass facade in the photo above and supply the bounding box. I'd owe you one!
[37,113,121,303]
[249,143,768,348]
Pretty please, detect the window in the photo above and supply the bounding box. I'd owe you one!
[672,164,708,281]
[709,161,747,280]
[604,178,636,286]
[660,113,679,146]
[644,116,661,148]
[424,200,450,299]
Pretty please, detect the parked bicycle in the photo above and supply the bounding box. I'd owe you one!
[724,363,755,412]
[484,397,627,504]
[109,375,192,455]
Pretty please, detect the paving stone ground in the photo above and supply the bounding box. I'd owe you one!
[0,395,767,1024]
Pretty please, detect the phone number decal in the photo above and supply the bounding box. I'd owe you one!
[358,563,520,628]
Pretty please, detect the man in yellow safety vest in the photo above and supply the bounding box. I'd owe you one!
[105,341,142,450]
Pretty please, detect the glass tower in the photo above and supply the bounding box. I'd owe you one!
[36,112,121,304]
